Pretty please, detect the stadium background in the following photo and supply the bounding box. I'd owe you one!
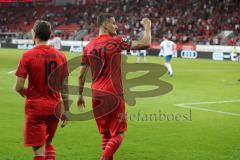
[0,0,240,160]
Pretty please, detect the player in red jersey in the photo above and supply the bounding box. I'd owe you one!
[15,20,69,160]
[77,13,151,160]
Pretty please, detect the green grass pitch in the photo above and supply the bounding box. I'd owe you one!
[0,48,240,160]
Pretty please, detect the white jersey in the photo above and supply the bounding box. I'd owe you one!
[160,40,175,56]
[51,37,62,50]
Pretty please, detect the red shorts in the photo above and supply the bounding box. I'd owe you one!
[24,114,59,147]
[92,95,127,136]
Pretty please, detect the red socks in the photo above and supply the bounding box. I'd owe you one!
[45,144,56,160]
[34,156,45,160]
[102,134,113,160]
[101,134,123,160]
[102,134,111,151]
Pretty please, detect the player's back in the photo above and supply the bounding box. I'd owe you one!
[17,45,68,115]
[84,35,125,96]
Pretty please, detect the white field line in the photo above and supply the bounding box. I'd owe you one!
[175,100,240,117]
[175,69,238,72]
[7,69,16,74]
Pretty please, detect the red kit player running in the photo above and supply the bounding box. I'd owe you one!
[77,13,151,160]
[15,20,69,160]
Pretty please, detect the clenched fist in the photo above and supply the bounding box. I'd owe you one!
[141,18,151,27]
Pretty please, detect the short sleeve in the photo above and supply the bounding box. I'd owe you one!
[115,36,132,51]
[15,54,28,78]
[81,48,90,67]
[160,42,164,47]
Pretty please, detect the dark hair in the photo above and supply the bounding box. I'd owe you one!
[163,33,168,39]
[97,13,113,27]
[33,20,52,41]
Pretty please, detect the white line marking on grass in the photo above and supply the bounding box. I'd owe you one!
[176,69,239,72]
[175,100,240,117]
[7,69,16,74]
[136,70,149,72]
[177,100,240,106]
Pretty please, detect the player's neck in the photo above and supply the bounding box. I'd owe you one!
[36,41,47,46]
[99,29,110,36]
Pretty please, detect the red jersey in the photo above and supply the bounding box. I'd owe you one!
[81,35,131,96]
[16,45,68,115]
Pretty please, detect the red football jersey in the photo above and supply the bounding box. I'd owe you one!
[81,34,131,96]
[16,45,68,115]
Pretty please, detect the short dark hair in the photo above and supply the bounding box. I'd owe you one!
[163,33,168,39]
[33,20,52,41]
[97,13,113,27]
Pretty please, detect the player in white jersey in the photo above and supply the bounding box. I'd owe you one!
[136,50,147,63]
[50,36,62,50]
[160,35,176,77]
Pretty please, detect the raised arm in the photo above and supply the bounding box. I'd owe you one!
[131,18,152,50]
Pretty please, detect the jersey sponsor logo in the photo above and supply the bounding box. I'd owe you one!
[180,50,198,59]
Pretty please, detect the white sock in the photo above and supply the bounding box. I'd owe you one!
[168,63,173,74]
[144,57,147,63]
[165,63,173,74]
[165,63,170,72]
[165,63,169,71]
[136,57,140,63]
